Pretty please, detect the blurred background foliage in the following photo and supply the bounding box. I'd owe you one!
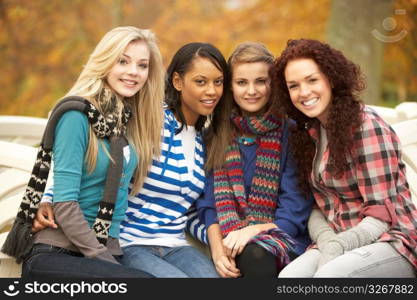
[0,0,416,117]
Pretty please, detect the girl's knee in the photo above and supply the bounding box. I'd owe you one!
[240,243,272,260]
[313,265,344,277]
[237,244,277,277]
[278,264,298,278]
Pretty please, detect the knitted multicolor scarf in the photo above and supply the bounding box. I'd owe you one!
[214,113,295,265]
[2,96,131,263]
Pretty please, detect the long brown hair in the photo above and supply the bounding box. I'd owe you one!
[271,39,365,192]
[205,42,275,170]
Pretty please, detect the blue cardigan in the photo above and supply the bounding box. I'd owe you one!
[196,120,313,255]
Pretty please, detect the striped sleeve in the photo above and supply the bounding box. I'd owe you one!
[185,204,208,244]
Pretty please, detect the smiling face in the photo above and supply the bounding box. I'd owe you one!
[106,40,150,98]
[173,56,224,126]
[231,62,270,116]
[284,58,332,125]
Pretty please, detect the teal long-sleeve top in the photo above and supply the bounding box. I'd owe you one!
[53,110,138,238]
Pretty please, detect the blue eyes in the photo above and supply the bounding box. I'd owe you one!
[118,59,148,69]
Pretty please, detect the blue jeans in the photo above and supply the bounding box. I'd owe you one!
[121,245,219,278]
[22,243,153,278]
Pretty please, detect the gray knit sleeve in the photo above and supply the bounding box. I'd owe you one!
[308,208,336,250]
[53,201,120,264]
[316,216,389,268]
[330,216,389,251]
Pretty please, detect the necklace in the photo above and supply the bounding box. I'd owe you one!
[237,136,256,145]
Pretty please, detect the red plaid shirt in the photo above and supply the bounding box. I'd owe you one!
[309,106,417,269]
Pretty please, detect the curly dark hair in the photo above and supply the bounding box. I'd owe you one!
[271,39,365,192]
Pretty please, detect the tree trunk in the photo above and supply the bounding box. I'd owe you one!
[327,0,393,105]
[397,79,407,102]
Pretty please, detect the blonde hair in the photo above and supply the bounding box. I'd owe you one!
[65,26,165,195]
[205,42,275,170]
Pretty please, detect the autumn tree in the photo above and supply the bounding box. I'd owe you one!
[0,0,414,117]
[382,0,417,103]
[327,0,393,105]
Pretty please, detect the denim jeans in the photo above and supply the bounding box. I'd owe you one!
[120,245,219,278]
[279,242,416,278]
[22,243,153,278]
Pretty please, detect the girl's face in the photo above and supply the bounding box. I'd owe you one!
[173,57,224,126]
[284,58,332,125]
[107,40,150,98]
[231,62,271,115]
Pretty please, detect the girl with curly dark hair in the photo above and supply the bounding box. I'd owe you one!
[273,39,417,277]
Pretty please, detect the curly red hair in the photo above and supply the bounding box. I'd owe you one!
[271,39,365,192]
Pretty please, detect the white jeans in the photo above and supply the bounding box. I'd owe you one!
[279,242,416,278]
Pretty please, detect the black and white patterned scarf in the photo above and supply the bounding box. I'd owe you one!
[2,96,132,263]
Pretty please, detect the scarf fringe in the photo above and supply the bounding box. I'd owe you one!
[249,227,296,266]
[1,218,33,264]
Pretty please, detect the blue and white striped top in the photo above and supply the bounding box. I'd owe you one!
[119,109,207,248]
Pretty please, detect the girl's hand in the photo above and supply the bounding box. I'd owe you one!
[222,226,259,258]
[207,223,241,277]
[212,253,241,278]
[32,202,58,232]
[317,241,344,268]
